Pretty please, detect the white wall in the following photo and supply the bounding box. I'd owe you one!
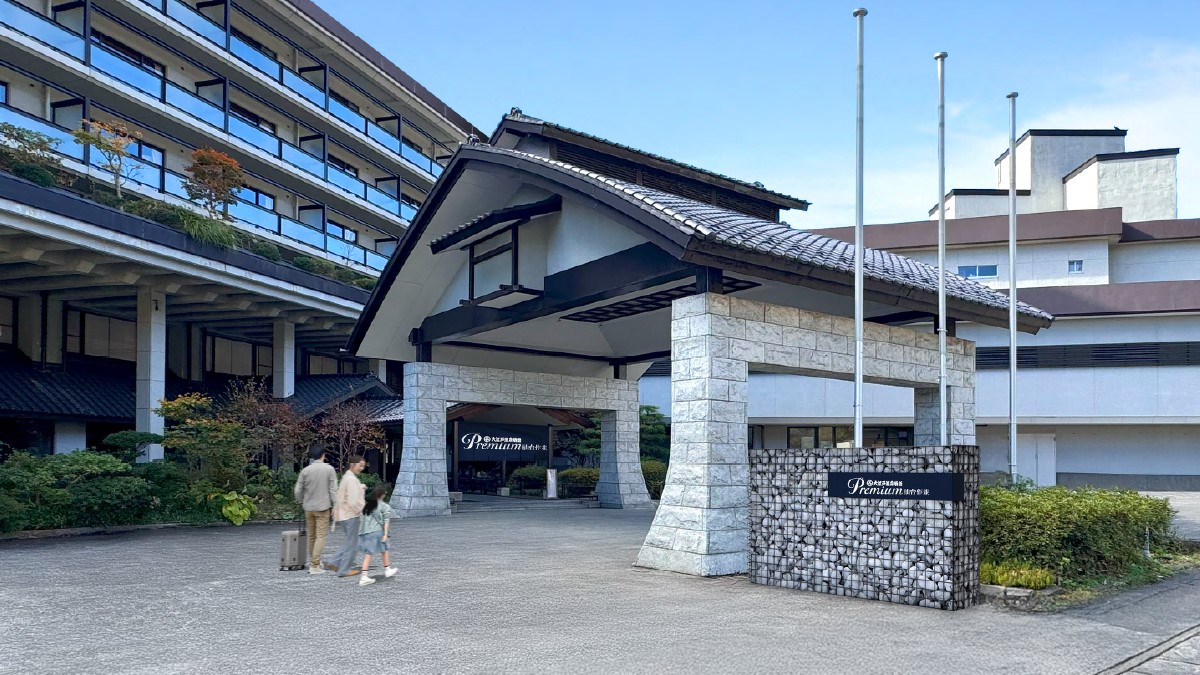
[903,238,1109,289]
[1111,240,1200,283]
[53,421,87,454]
[1062,163,1100,211]
[929,194,1033,220]
[545,198,647,275]
[958,314,1200,348]
[974,365,1200,421]
[1097,156,1178,222]
[977,426,1056,486]
[1028,134,1126,212]
[1055,425,1200,476]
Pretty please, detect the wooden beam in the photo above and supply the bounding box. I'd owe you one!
[446,403,499,422]
[537,407,595,428]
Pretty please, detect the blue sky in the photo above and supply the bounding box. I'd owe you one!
[316,1,1199,227]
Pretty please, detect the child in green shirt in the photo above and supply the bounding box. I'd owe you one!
[355,484,397,586]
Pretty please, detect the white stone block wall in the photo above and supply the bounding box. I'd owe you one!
[637,293,978,577]
[394,362,651,516]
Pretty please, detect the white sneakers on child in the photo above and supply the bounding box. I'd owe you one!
[308,565,326,575]
[358,574,375,586]
[383,567,397,578]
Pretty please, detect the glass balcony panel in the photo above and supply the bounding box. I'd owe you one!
[326,165,365,197]
[228,115,279,155]
[325,236,364,264]
[164,82,223,129]
[401,141,435,175]
[281,143,323,178]
[228,199,279,233]
[327,97,365,132]
[280,216,324,249]
[122,158,161,189]
[366,121,401,154]
[365,250,387,271]
[90,46,162,96]
[282,69,323,107]
[165,0,224,45]
[230,35,281,79]
[0,105,82,160]
[163,170,188,199]
[399,200,417,223]
[0,1,86,60]
[430,162,444,178]
[365,185,400,214]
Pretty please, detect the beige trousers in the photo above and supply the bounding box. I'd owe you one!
[305,508,331,567]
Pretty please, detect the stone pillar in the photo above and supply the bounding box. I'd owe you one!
[391,361,451,517]
[914,385,976,446]
[272,319,295,399]
[637,293,750,576]
[53,421,87,454]
[368,358,387,382]
[135,287,166,461]
[596,406,653,509]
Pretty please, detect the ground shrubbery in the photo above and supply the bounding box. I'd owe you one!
[980,483,1175,582]
[507,465,548,495]
[0,452,155,531]
[979,561,1056,590]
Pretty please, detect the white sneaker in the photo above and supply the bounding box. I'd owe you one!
[383,567,397,578]
[358,574,375,586]
[308,565,326,575]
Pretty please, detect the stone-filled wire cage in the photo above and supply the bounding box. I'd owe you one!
[748,446,980,610]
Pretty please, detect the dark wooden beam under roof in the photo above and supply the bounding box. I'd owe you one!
[538,407,595,428]
[446,403,500,422]
[429,195,562,254]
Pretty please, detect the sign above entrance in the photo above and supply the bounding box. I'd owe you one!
[456,422,549,462]
[827,472,964,501]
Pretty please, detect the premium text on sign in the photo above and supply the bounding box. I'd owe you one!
[827,472,965,501]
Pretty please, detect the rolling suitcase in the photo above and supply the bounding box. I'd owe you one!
[279,514,307,571]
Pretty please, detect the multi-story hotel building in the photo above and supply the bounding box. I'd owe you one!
[0,0,476,454]
[643,127,1200,490]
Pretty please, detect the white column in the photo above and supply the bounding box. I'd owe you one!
[136,287,166,461]
[53,421,87,453]
[272,319,295,398]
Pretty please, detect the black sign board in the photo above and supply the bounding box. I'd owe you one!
[828,472,964,501]
[456,422,549,462]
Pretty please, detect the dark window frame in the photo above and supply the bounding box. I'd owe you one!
[326,153,358,178]
[328,89,359,113]
[90,29,165,76]
[228,101,278,135]
[467,227,518,300]
[0,80,7,105]
[230,26,278,60]
[239,184,276,210]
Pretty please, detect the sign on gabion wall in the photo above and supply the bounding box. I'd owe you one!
[748,446,980,611]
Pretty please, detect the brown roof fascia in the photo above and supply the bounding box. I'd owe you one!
[819,208,1125,250]
[282,0,485,139]
[1020,280,1200,317]
[1121,218,1200,243]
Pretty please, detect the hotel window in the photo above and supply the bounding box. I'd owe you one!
[0,296,13,345]
[325,220,357,243]
[238,185,276,211]
[90,30,165,75]
[327,153,358,178]
[132,140,163,167]
[229,102,277,135]
[329,90,359,113]
[0,81,7,105]
[957,264,998,280]
[1068,260,1083,274]
[79,312,136,361]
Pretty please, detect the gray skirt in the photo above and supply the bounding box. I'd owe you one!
[358,531,387,555]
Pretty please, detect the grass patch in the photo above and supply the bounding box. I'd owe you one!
[1043,552,1200,609]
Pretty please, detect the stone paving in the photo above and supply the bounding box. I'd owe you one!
[2,508,1200,674]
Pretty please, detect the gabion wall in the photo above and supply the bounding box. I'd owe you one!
[748,446,980,610]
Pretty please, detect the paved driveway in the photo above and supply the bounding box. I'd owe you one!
[2,508,1199,674]
[1144,492,1200,542]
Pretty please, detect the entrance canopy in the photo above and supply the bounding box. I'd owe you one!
[349,141,1051,374]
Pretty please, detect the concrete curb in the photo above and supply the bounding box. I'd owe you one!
[0,519,301,541]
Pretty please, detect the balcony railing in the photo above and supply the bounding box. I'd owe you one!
[133,0,453,180]
[0,0,425,225]
[0,99,388,272]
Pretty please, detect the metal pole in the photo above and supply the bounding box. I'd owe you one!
[853,8,867,448]
[936,52,948,447]
[1008,92,1019,481]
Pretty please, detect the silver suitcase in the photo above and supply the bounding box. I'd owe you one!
[279,529,305,571]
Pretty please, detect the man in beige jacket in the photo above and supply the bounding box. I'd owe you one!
[293,448,338,574]
[328,455,367,577]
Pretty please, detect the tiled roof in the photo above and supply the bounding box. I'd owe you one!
[359,397,406,424]
[286,374,392,418]
[497,113,810,209]
[468,145,1053,324]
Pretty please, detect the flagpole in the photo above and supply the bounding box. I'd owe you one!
[853,7,867,448]
[1007,92,1019,480]
[935,51,948,447]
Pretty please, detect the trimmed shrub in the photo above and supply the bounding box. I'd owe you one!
[11,162,56,186]
[132,460,209,523]
[641,459,667,499]
[980,561,1056,590]
[291,255,338,276]
[350,276,377,290]
[241,236,283,261]
[0,451,156,532]
[508,464,548,491]
[559,467,600,498]
[69,475,153,527]
[980,484,1174,580]
[101,430,163,464]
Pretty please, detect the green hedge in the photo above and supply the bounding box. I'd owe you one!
[980,484,1174,580]
[508,465,547,489]
[641,459,667,499]
[0,452,154,531]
